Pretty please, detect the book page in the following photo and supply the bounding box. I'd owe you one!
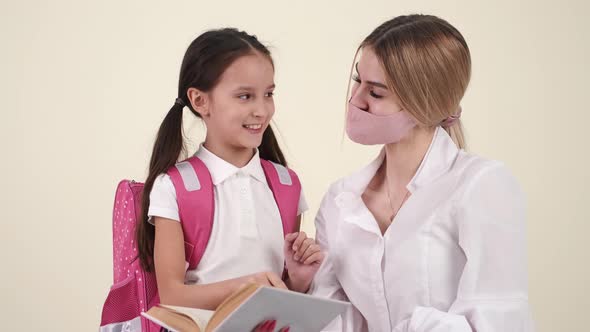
[161,305,215,329]
[206,283,260,330]
[141,305,214,332]
[141,306,201,332]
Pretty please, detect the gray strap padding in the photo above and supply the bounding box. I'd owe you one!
[271,162,292,186]
[175,161,201,191]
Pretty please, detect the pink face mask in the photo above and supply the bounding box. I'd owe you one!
[346,103,416,145]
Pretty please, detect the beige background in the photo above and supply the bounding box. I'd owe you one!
[2,0,588,331]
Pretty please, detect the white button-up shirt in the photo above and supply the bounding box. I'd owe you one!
[311,127,534,331]
[148,145,308,285]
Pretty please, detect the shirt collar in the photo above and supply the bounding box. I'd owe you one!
[194,145,267,186]
[338,126,460,198]
[407,126,460,192]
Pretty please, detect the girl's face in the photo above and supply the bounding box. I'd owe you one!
[350,47,405,116]
[200,52,275,152]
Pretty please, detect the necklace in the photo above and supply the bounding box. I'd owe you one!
[386,186,411,222]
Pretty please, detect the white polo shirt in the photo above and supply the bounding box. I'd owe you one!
[148,145,308,285]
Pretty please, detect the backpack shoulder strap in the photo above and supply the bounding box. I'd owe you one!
[260,159,302,235]
[166,156,214,270]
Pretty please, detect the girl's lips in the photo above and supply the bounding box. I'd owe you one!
[243,124,264,134]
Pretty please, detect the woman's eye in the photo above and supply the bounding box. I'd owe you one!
[238,94,251,100]
[265,92,275,98]
[369,90,383,99]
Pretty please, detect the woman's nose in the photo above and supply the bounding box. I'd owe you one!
[350,86,368,111]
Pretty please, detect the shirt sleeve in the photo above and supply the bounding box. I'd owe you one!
[147,173,180,224]
[310,188,368,332]
[297,188,309,216]
[392,163,534,332]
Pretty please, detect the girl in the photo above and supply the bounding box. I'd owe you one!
[311,15,534,331]
[135,28,322,331]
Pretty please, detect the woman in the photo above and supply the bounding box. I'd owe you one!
[311,14,534,331]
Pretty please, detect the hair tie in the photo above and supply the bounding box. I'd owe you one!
[174,97,186,107]
[441,106,462,128]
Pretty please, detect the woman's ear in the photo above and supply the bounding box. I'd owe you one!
[187,87,210,117]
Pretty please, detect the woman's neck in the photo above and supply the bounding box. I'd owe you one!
[383,126,436,192]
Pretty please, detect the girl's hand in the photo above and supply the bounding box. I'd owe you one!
[239,271,288,290]
[252,320,290,332]
[284,232,324,293]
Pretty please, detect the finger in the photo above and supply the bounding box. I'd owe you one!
[285,232,299,242]
[284,233,298,254]
[278,326,291,332]
[299,243,320,262]
[295,238,314,261]
[303,251,325,265]
[266,272,288,289]
[253,320,270,332]
[292,231,307,251]
[253,274,272,287]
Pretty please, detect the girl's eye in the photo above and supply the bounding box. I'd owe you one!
[369,90,383,99]
[265,92,275,98]
[238,94,251,100]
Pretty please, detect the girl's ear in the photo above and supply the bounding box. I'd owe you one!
[187,87,210,117]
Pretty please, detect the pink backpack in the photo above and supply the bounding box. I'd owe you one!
[99,156,301,332]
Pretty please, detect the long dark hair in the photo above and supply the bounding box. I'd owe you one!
[136,28,287,271]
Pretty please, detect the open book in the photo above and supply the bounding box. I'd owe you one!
[141,283,349,332]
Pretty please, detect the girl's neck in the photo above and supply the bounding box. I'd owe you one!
[203,139,256,168]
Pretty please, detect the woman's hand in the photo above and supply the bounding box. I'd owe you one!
[252,320,289,332]
[284,231,324,293]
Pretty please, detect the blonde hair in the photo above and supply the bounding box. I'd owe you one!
[357,14,471,149]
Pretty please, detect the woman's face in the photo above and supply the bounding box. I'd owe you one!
[349,47,405,116]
